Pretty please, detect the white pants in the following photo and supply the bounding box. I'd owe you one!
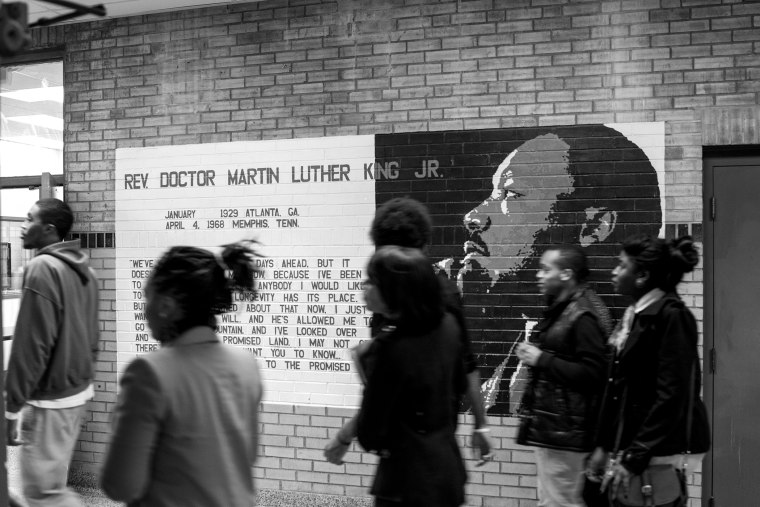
[535,447,586,507]
[20,404,88,507]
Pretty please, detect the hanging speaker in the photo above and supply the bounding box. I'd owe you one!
[0,3,32,57]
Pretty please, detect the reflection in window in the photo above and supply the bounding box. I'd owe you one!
[1,60,63,338]
[0,61,63,178]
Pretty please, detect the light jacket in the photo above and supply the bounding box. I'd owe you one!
[101,327,262,507]
[6,240,100,413]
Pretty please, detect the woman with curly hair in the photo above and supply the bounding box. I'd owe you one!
[101,241,264,507]
[586,235,710,507]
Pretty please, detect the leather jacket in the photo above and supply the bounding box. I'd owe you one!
[517,287,608,452]
[595,293,711,474]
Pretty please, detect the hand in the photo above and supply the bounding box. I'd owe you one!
[471,430,493,467]
[516,343,542,367]
[601,460,631,498]
[586,447,608,478]
[6,418,21,446]
[323,436,350,465]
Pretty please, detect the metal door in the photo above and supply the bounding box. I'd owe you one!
[704,154,760,506]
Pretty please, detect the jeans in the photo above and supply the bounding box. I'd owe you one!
[20,404,88,507]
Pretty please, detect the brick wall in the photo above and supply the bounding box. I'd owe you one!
[25,0,760,504]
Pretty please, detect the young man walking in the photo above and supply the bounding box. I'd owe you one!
[5,198,100,507]
[516,245,609,507]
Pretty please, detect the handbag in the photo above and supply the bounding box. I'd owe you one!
[610,362,696,507]
[614,464,685,506]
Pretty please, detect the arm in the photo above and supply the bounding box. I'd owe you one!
[621,306,697,474]
[443,282,492,459]
[5,288,58,445]
[6,268,62,415]
[466,369,492,463]
[533,314,607,391]
[101,358,165,502]
[249,358,263,465]
[324,414,358,465]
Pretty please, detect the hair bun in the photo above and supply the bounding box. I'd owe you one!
[669,235,699,274]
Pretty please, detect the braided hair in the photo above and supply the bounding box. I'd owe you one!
[147,240,263,339]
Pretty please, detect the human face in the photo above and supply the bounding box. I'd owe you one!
[536,250,567,298]
[460,134,573,288]
[611,251,639,297]
[362,279,390,317]
[20,204,51,250]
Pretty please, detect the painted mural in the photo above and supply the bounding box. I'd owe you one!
[374,124,663,415]
[115,123,663,414]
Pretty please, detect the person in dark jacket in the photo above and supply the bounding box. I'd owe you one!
[356,246,467,507]
[587,235,710,503]
[515,245,609,506]
[324,197,491,466]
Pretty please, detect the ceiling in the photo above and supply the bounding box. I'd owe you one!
[27,0,253,27]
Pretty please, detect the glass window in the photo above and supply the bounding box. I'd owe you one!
[0,60,64,339]
[1,61,63,177]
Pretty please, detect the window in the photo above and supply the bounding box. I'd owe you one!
[0,58,64,338]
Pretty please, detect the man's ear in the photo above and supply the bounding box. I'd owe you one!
[579,207,617,247]
[42,223,59,240]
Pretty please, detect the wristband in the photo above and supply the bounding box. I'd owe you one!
[473,428,490,434]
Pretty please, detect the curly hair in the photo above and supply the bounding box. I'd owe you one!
[370,197,432,249]
[621,234,699,292]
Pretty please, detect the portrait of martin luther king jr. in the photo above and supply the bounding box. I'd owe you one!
[430,124,663,415]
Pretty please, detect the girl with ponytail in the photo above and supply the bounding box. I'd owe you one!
[102,241,264,507]
[585,235,710,506]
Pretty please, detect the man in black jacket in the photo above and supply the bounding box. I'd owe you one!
[515,245,608,507]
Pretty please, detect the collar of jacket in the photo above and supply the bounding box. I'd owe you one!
[536,286,588,336]
[618,292,683,357]
[633,291,683,318]
[542,285,589,318]
[164,326,220,348]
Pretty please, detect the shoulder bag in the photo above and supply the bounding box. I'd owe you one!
[611,362,696,507]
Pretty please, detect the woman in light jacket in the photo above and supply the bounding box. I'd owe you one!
[101,241,263,507]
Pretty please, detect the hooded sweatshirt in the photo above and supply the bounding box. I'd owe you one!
[6,240,100,414]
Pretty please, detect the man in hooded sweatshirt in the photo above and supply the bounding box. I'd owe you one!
[5,198,100,507]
